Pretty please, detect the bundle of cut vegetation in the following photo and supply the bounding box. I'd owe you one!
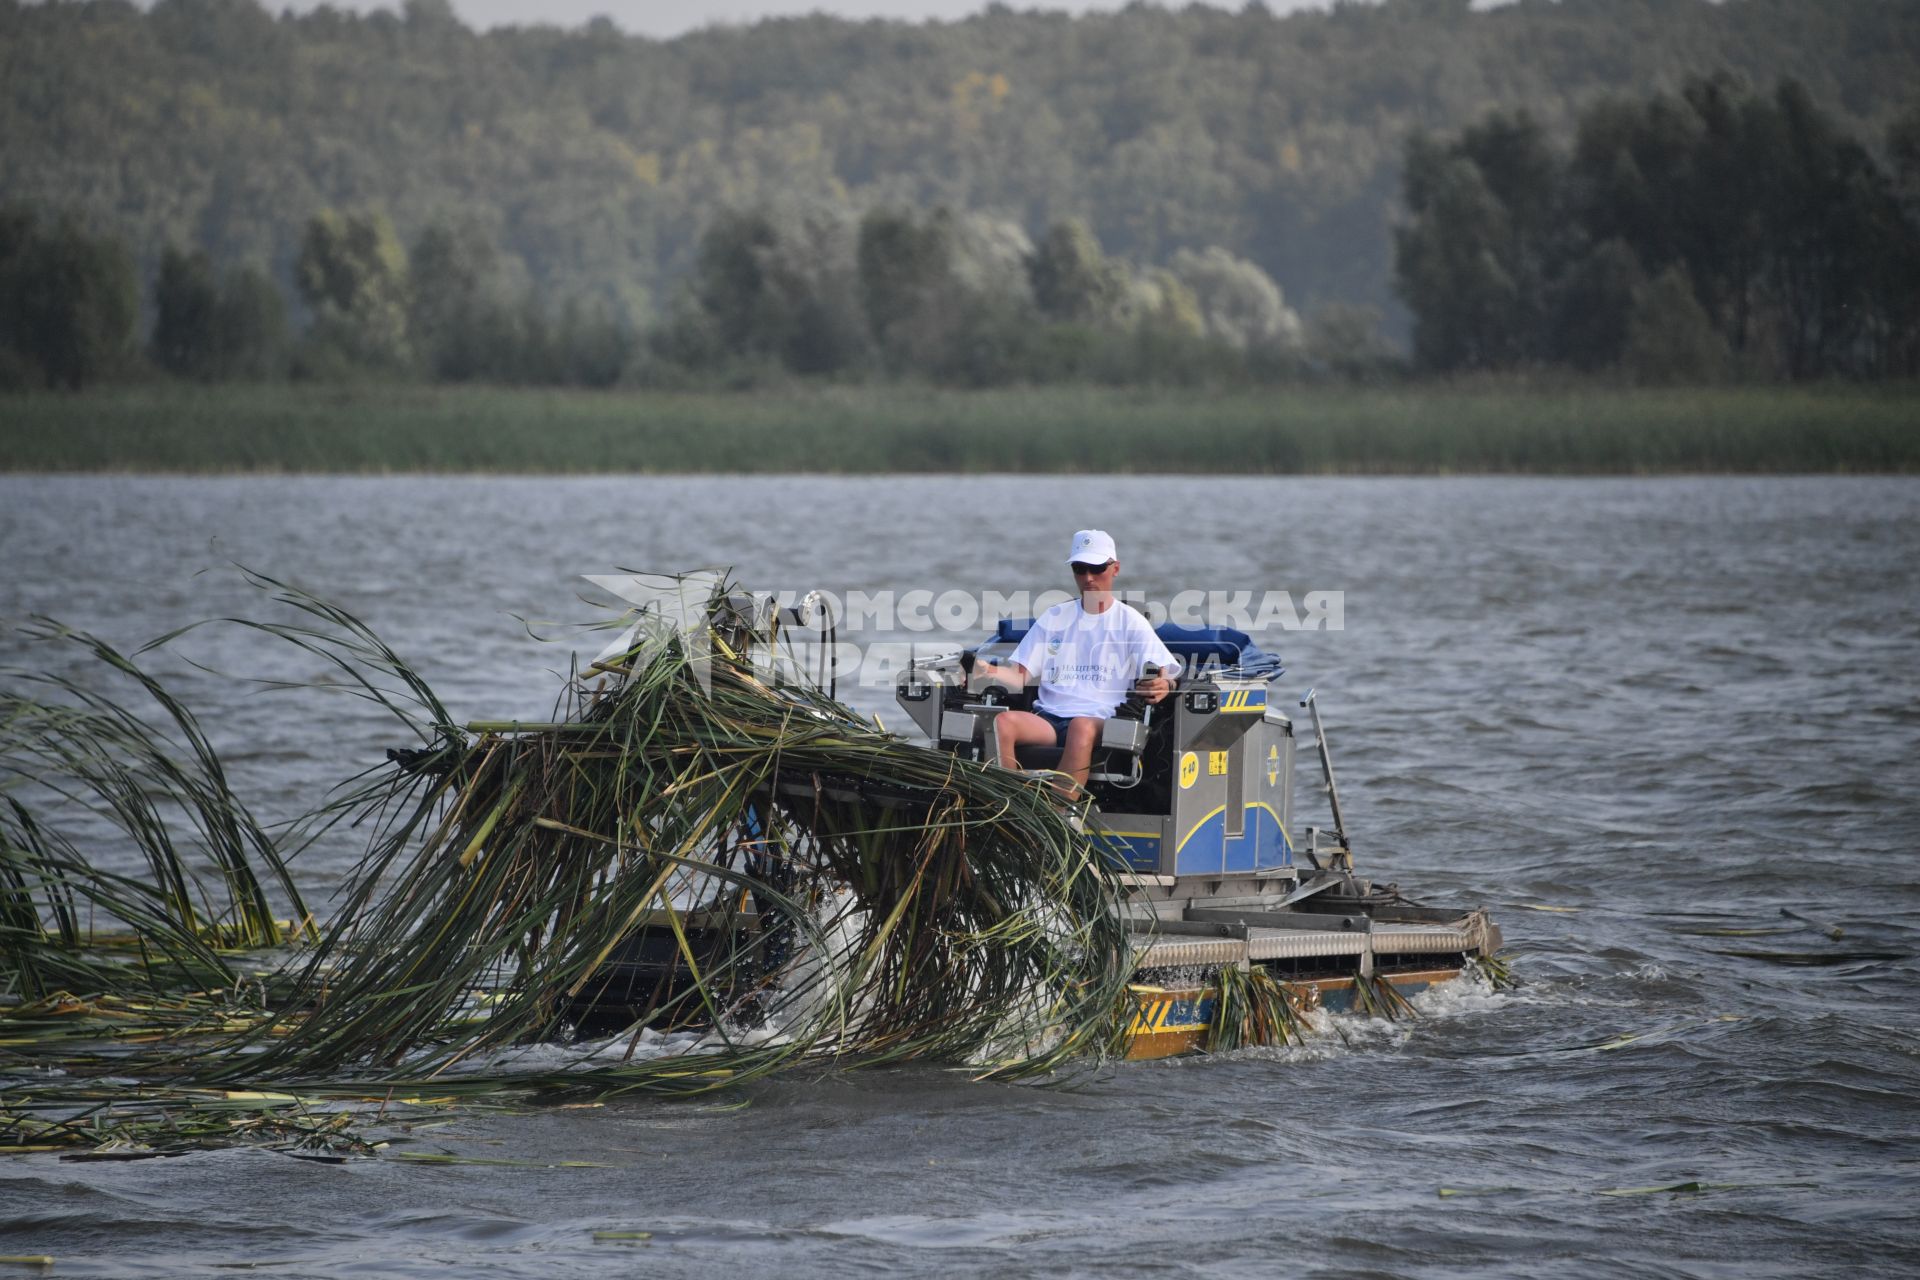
[0,619,312,1008]
[1,572,1135,1157]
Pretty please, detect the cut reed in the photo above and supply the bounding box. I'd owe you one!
[2,573,1137,1156]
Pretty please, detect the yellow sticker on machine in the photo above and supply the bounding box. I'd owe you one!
[1207,750,1228,776]
[1221,687,1268,714]
[1128,989,1213,1035]
[1179,752,1199,789]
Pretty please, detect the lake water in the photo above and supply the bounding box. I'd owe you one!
[1,474,1917,1277]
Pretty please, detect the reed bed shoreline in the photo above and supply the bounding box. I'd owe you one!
[2,382,1915,474]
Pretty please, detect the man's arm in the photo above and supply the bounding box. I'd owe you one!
[960,651,1030,691]
[1134,667,1175,704]
[1130,612,1180,705]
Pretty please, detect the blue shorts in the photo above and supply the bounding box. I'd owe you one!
[1035,709,1078,746]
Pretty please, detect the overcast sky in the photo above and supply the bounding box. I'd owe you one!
[273,1,1339,42]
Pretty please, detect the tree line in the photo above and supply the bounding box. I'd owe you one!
[1395,76,1920,380]
[4,70,1916,391]
[0,197,1361,390]
[2,0,1913,341]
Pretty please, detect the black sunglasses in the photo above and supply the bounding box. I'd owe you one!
[1071,561,1114,575]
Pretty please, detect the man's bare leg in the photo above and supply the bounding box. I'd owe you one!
[992,709,1063,770]
[991,711,1098,798]
[1057,717,1102,792]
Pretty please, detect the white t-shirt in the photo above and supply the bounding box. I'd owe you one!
[1007,600,1181,720]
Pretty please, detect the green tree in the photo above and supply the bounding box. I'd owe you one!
[4,215,138,390]
[152,246,220,379]
[1892,104,1920,214]
[0,207,33,266]
[1124,270,1230,387]
[1881,106,1920,375]
[1567,94,1702,284]
[1761,80,1896,378]
[503,294,559,384]
[1027,219,1130,327]
[1168,246,1302,352]
[857,207,953,373]
[553,297,631,387]
[408,217,500,381]
[677,205,866,376]
[922,293,1032,388]
[776,218,870,377]
[295,208,411,371]
[688,208,788,363]
[0,205,39,387]
[1548,238,1644,372]
[1305,302,1399,383]
[1673,76,1773,355]
[1394,113,1561,372]
[1394,137,1522,371]
[1567,76,1920,378]
[1623,266,1729,384]
[1134,269,1205,338]
[210,263,289,380]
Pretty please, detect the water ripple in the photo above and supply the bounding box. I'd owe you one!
[2,475,1918,1277]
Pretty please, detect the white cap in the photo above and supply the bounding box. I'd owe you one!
[1066,529,1117,565]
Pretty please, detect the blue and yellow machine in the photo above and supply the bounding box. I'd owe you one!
[896,617,1504,1059]
[897,618,1294,877]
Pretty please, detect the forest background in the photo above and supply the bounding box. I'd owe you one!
[1,0,1917,470]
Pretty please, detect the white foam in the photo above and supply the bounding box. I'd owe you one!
[437,1024,705,1076]
[1409,965,1514,1018]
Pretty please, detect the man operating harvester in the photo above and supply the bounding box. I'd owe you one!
[963,530,1179,796]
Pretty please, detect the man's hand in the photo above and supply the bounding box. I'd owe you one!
[962,654,1026,694]
[960,651,1002,694]
[1134,674,1174,705]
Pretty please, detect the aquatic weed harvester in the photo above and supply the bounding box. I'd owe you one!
[0,571,1506,1157]
[573,582,1507,1059]
[901,617,1504,1056]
